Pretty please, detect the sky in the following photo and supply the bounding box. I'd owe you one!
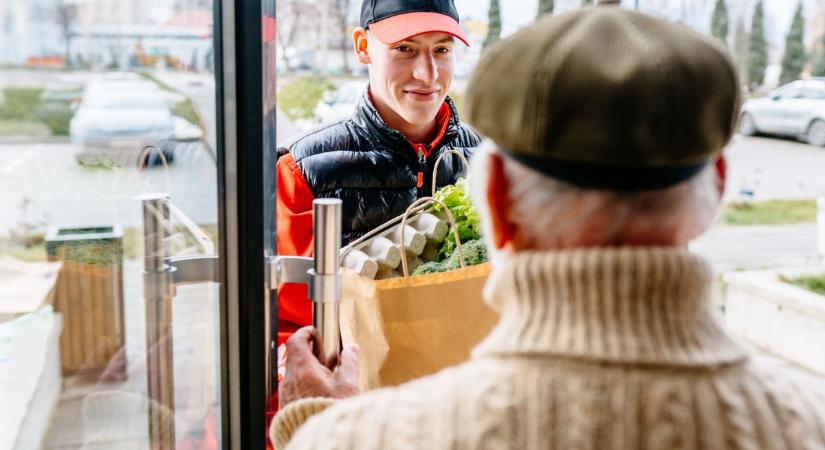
[453,0,825,48]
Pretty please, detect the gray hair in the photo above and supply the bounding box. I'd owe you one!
[469,140,721,249]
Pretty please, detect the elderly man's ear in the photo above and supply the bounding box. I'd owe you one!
[485,152,517,251]
[714,155,727,198]
[353,28,371,64]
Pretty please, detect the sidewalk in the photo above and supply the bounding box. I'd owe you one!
[691,223,822,272]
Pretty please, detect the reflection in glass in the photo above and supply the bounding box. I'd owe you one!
[0,0,222,448]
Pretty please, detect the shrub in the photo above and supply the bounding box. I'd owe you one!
[0,86,44,121]
[37,106,74,135]
[277,76,335,121]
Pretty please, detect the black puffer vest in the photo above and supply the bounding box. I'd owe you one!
[280,90,481,245]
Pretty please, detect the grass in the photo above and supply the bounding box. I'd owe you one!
[720,200,817,226]
[0,85,77,137]
[784,275,825,297]
[277,76,335,121]
[0,86,43,121]
[140,72,203,126]
[172,97,202,126]
[5,243,48,262]
[1,223,218,263]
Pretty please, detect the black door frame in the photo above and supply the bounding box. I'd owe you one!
[215,0,267,447]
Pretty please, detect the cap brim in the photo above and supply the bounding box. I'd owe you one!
[369,12,470,46]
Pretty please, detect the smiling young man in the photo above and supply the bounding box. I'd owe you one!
[271,0,480,424]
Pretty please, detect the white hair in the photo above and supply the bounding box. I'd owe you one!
[469,140,721,250]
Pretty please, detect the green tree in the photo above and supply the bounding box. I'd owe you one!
[780,2,806,85]
[582,0,594,6]
[732,17,749,84]
[746,1,768,90]
[813,32,825,77]
[483,0,501,51]
[710,0,729,44]
[537,0,553,19]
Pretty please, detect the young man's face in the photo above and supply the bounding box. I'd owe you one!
[364,31,456,126]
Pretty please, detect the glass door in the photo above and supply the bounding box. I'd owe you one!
[0,0,269,447]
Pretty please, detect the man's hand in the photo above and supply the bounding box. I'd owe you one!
[278,326,361,408]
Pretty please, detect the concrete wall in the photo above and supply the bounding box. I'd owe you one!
[724,267,825,375]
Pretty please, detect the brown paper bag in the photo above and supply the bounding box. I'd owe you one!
[339,262,498,390]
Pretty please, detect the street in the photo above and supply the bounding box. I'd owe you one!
[2,132,825,249]
[0,141,218,236]
[724,135,825,201]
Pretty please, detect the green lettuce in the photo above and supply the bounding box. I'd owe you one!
[432,178,482,261]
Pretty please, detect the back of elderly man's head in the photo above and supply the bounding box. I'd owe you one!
[465,7,739,251]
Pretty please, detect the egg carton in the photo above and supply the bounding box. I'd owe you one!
[341,209,451,280]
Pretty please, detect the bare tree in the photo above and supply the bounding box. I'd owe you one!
[330,0,354,74]
[276,0,305,74]
[56,0,76,68]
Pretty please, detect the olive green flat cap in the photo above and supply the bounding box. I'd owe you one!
[465,7,741,190]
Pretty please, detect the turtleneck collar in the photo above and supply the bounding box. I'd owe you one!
[473,247,749,368]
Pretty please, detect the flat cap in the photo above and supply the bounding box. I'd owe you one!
[465,7,741,190]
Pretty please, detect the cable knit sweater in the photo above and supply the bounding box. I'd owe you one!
[272,248,825,450]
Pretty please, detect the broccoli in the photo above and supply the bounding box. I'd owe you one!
[412,239,488,276]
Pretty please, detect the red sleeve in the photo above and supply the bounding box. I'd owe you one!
[275,153,314,343]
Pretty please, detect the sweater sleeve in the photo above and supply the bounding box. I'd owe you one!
[270,397,337,449]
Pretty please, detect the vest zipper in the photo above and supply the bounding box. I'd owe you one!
[416,145,426,198]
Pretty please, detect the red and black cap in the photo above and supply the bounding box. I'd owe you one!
[360,0,470,46]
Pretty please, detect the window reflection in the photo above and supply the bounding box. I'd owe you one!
[1,0,222,448]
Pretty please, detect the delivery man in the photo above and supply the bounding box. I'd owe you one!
[269,0,480,440]
[276,0,481,344]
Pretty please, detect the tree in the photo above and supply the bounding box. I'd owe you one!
[582,0,594,6]
[746,1,768,90]
[276,0,305,74]
[779,2,806,85]
[483,0,501,51]
[331,0,354,74]
[537,0,553,19]
[732,17,749,85]
[56,0,76,67]
[813,32,825,77]
[710,0,729,45]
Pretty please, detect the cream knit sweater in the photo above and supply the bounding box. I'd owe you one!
[272,248,825,450]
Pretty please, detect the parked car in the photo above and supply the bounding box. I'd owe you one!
[740,79,825,146]
[70,82,175,165]
[314,80,367,124]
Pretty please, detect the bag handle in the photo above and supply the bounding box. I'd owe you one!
[431,149,470,195]
[399,196,465,277]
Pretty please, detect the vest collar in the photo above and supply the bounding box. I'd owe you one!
[351,87,462,154]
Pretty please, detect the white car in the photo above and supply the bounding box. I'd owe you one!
[70,82,175,165]
[740,79,825,146]
[314,81,368,124]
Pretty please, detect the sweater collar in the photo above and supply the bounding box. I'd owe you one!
[473,247,749,368]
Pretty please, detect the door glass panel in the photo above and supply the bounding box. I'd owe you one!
[1,0,223,448]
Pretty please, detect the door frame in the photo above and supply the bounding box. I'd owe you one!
[215,0,267,447]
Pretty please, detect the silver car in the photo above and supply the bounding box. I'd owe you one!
[740,79,825,146]
[70,81,175,165]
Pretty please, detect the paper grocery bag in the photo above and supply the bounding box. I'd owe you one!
[339,263,498,391]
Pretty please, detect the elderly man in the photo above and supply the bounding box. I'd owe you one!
[271,7,825,449]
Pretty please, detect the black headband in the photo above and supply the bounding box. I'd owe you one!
[502,150,708,191]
